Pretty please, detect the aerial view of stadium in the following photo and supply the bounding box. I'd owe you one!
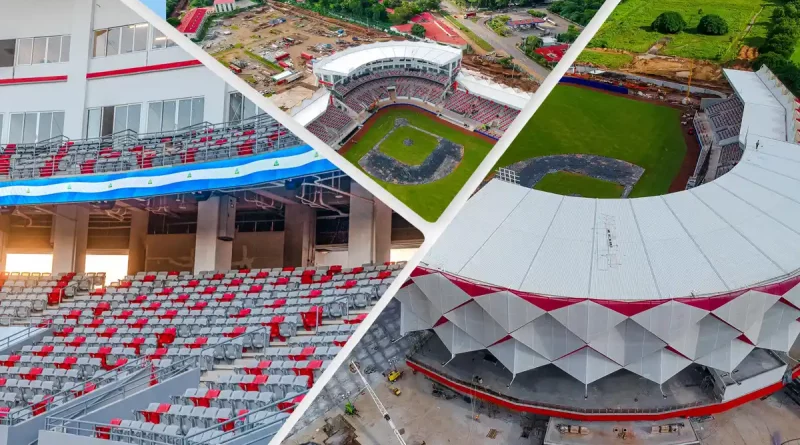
[284,1,800,444]
[0,1,424,444]
[165,0,604,220]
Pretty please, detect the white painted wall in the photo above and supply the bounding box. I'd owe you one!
[722,364,786,402]
[0,0,232,143]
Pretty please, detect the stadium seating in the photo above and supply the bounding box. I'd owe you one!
[335,69,449,96]
[705,96,743,143]
[443,90,519,135]
[0,273,103,320]
[307,106,355,145]
[0,114,302,180]
[715,142,743,178]
[0,264,402,433]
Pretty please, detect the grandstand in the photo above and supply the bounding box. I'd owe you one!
[0,1,422,444]
[392,66,800,419]
[293,42,531,146]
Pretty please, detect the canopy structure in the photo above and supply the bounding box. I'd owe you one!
[291,89,330,126]
[455,71,531,110]
[397,66,800,386]
[313,41,462,78]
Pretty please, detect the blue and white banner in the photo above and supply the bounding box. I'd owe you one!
[0,145,337,206]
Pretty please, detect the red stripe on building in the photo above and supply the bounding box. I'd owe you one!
[86,60,204,79]
[407,359,799,422]
[0,75,68,86]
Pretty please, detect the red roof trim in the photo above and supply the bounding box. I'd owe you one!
[87,60,204,79]
[0,75,68,86]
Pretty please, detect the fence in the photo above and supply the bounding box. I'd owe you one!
[559,76,628,95]
[1,326,271,426]
[1,113,299,180]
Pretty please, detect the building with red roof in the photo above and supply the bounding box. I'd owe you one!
[177,8,210,39]
[392,12,467,48]
[535,44,569,63]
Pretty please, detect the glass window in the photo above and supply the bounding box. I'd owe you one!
[31,37,47,64]
[229,93,243,123]
[23,113,38,143]
[147,102,162,133]
[177,99,192,130]
[37,112,52,142]
[121,25,135,54]
[0,40,15,67]
[51,112,64,138]
[16,38,32,65]
[60,36,70,62]
[107,27,121,56]
[46,36,60,63]
[133,24,149,52]
[113,106,128,134]
[9,114,24,144]
[191,98,204,126]
[152,28,176,49]
[101,106,115,137]
[162,101,176,132]
[86,109,101,139]
[93,30,107,57]
[127,104,141,133]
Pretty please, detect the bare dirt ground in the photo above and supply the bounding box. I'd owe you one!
[695,392,800,445]
[286,363,537,445]
[462,54,539,93]
[203,1,396,96]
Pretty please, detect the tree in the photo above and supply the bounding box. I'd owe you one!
[651,11,686,34]
[762,33,797,58]
[557,25,580,43]
[411,23,426,37]
[697,14,728,35]
[167,16,181,26]
[524,35,542,50]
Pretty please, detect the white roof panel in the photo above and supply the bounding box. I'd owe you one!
[290,90,330,126]
[313,41,461,77]
[455,71,532,110]
[420,69,800,301]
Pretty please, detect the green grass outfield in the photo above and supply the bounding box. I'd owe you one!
[591,0,776,62]
[344,107,494,222]
[496,85,687,198]
[534,172,624,198]
[379,126,438,166]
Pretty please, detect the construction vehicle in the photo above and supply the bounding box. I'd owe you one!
[389,386,401,396]
[387,369,403,383]
[351,360,407,445]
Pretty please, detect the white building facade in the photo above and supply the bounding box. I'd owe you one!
[0,0,262,145]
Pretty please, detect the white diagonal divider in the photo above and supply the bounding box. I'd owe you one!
[117,0,625,442]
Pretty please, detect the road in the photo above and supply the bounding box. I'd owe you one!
[440,0,550,80]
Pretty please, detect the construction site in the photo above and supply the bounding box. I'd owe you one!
[196,1,539,110]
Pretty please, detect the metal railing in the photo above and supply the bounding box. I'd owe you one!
[1,325,271,425]
[1,113,303,180]
[45,391,304,445]
[0,318,51,351]
[407,357,721,416]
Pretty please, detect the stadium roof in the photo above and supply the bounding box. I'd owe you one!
[724,69,788,143]
[424,134,800,300]
[313,41,462,77]
[455,71,531,110]
[291,89,330,126]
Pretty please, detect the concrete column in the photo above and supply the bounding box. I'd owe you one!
[194,197,233,273]
[348,182,392,267]
[0,215,10,273]
[283,205,316,267]
[127,209,148,275]
[63,0,94,139]
[52,205,90,273]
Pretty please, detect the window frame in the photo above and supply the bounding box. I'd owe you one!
[15,35,70,66]
[92,23,150,58]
